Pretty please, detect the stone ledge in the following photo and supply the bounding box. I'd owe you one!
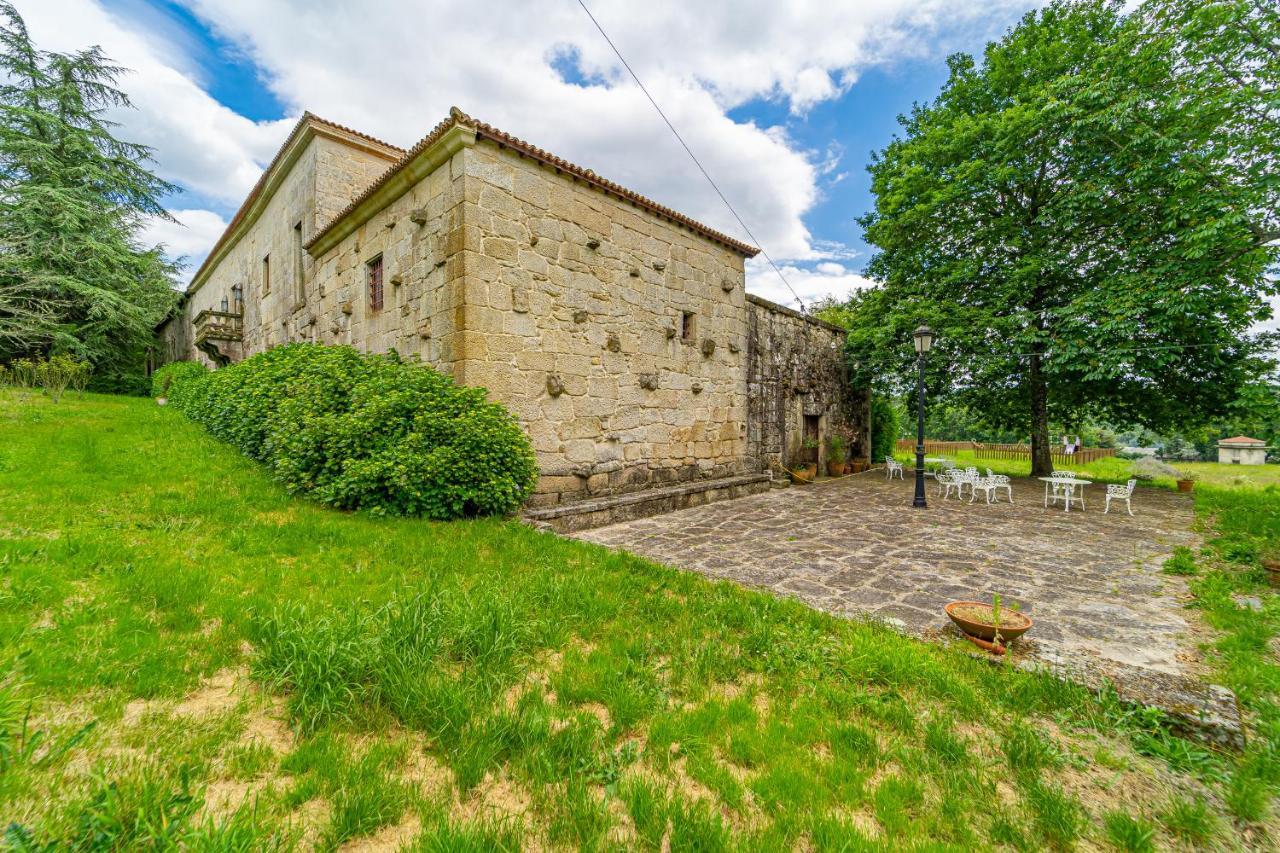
[525,473,772,533]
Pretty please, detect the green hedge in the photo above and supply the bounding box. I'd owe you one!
[150,361,208,398]
[870,393,900,464]
[167,344,539,519]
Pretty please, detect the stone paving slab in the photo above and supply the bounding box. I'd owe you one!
[575,472,1242,744]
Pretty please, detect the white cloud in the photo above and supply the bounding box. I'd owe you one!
[140,209,230,284]
[12,0,1030,294]
[14,0,288,206]
[747,260,878,310]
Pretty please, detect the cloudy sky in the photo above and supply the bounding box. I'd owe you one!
[16,0,1042,309]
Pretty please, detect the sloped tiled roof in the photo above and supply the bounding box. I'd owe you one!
[185,113,404,295]
[304,107,760,258]
[1218,436,1266,446]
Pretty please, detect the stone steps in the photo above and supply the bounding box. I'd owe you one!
[523,472,773,533]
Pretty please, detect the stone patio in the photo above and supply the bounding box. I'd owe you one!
[576,472,1242,744]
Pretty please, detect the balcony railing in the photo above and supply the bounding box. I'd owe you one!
[193,309,243,344]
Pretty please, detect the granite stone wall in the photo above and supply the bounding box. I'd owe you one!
[456,142,753,506]
[161,131,402,367]
[160,120,869,514]
[747,294,867,475]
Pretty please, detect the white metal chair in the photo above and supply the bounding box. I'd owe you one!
[970,474,997,504]
[1104,479,1138,516]
[1047,470,1083,511]
[936,469,965,500]
[958,466,980,499]
[885,457,904,480]
[980,468,1013,503]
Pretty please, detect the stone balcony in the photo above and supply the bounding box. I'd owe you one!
[193,309,243,366]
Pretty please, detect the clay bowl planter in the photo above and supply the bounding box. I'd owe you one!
[944,601,1032,644]
[1176,478,1195,493]
[791,464,817,484]
[1262,555,1280,588]
[827,461,847,477]
[850,460,869,473]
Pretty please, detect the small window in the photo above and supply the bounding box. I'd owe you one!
[262,254,270,295]
[367,255,384,311]
[293,222,305,302]
[681,311,696,341]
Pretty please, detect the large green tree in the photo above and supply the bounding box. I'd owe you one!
[847,0,1278,475]
[0,3,178,378]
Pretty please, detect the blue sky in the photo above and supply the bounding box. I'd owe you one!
[23,0,1034,307]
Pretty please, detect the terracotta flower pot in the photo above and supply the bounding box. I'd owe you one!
[851,460,868,473]
[944,601,1033,643]
[1177,479,1195,493]
[791,464,817,483]
[827,461,847,477]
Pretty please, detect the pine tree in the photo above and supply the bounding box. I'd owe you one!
[0,2,178,381]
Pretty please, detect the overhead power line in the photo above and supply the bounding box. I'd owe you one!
[574,0,808,312]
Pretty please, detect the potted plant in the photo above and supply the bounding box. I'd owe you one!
[827,435,848,477]
[1175,469,1198,493]
[944,595,1032,655]
[1261,544,1280,588]
[793,437,819,482]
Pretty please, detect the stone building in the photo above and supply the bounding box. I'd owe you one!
[158,109,868,528]
[1217,436,1268,465]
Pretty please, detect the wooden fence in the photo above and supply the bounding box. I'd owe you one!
[894,439,1117,467]
[893,440,974,457]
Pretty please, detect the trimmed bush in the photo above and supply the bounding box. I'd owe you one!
[168,344,538,519]
[150,361,208,398]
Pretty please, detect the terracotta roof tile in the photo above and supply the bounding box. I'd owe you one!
[1218,436,1265,445]
[305,107,760,257]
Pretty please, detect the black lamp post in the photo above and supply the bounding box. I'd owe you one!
[912,325,935,508]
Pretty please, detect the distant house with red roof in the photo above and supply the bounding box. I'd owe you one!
[1217,436,1268,465]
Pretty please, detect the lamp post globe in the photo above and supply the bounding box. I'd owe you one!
[912,326,934,508]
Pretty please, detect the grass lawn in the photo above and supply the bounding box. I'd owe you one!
[895,448,1280,491]
[1,389,1277,850]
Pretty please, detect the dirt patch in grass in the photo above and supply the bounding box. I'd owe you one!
[174,668,242,717]
[337,814,422,852]
[289,797,331,849]
[1041,720,1215,819]
[455,770,535,823]
[401,746,453,795]
[203,778,258,821]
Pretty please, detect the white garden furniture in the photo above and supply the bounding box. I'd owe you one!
[1040,472,1090,512]
[884,457,904,480]
[970,474,998,504]
[970,468,1013,504]
[936,469,966,500]
[1104,479,1138,516]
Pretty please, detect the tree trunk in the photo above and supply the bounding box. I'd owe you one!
[1029,352,1053,476]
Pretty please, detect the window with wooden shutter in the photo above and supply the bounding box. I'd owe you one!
[367,255,383,311]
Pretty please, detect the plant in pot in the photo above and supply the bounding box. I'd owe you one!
[1175,469,1199,493]
[793,437,819,483]
[944,594,1032,656]
[1261,543,1280,588]
[827,435,848,477]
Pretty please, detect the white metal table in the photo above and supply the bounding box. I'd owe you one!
[1038,476,1091,512]
[922,456,953,477]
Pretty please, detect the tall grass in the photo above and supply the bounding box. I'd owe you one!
[0,389,1274,847]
